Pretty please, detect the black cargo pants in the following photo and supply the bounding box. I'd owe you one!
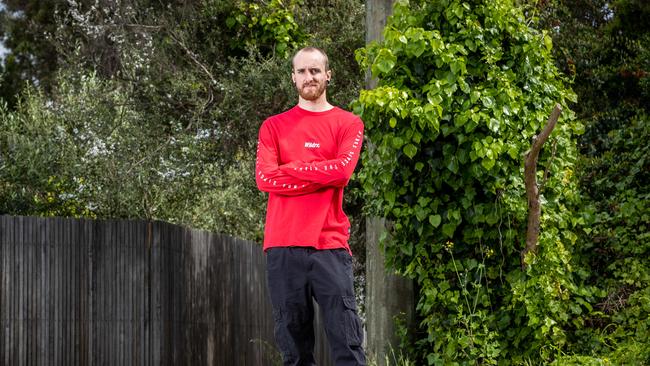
[265,247,366,366]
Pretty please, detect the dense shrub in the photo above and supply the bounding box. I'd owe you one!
[537,0,650,362]
[353,0,598,364]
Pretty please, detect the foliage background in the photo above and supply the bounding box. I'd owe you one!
[0,0,366,242]
[536,0,650,363]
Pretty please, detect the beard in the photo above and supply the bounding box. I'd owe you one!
[296,81,327,101]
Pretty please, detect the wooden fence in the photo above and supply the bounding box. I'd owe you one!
[0,215,332,365]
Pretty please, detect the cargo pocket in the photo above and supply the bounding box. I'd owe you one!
[342,296,363,347]
[272,308,291,355]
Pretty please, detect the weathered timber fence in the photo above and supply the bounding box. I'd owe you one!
[0,215,332,366]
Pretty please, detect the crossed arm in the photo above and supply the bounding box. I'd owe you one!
[255,121,364,196]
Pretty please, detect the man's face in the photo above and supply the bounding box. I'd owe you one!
[292,50,331,101]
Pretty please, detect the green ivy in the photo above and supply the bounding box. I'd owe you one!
[352,0,598,364]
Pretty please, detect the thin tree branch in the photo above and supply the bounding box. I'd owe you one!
[168,30,218,86]
[521,103,562,268]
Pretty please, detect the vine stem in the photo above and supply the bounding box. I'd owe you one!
[450,251,473,318]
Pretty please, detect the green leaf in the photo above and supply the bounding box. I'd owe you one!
[384,190,396,206]
[427,93,443,106]
[406,40,427,58]
[450,59,465,75]
[454,114,468,127]
[372,48,397,74]
[401,242,413,256]
[470,90,480,104]
[481,96,495,109]
[431,39,444,52]
[481,157,495,170]
[429,214,442,227]
[446,156,459,174]
[458,78,470,94]
[544,34,553,51]
[391,136,405,148]
[403,144,417,159]
[226,17,237,28]
[415,206,428,221]
[488,118,500,132]
[442,223,456,238]
[389,117,397,128]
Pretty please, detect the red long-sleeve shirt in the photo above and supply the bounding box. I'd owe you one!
[255,105,364,253]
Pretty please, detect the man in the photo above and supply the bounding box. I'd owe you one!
[255,47,366,366]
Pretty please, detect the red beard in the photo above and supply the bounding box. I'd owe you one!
[297,81,327,101]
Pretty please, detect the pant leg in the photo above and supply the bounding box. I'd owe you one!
[266,248,317,366]
[309,249,366,366]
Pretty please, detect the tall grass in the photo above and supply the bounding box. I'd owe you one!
[367,347,416,366]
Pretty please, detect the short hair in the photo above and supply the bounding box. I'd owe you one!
[291,47,330,71]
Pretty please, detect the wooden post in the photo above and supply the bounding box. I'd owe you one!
[366,218,414,364]
[365,1,415,364]
[365,0,396,89]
